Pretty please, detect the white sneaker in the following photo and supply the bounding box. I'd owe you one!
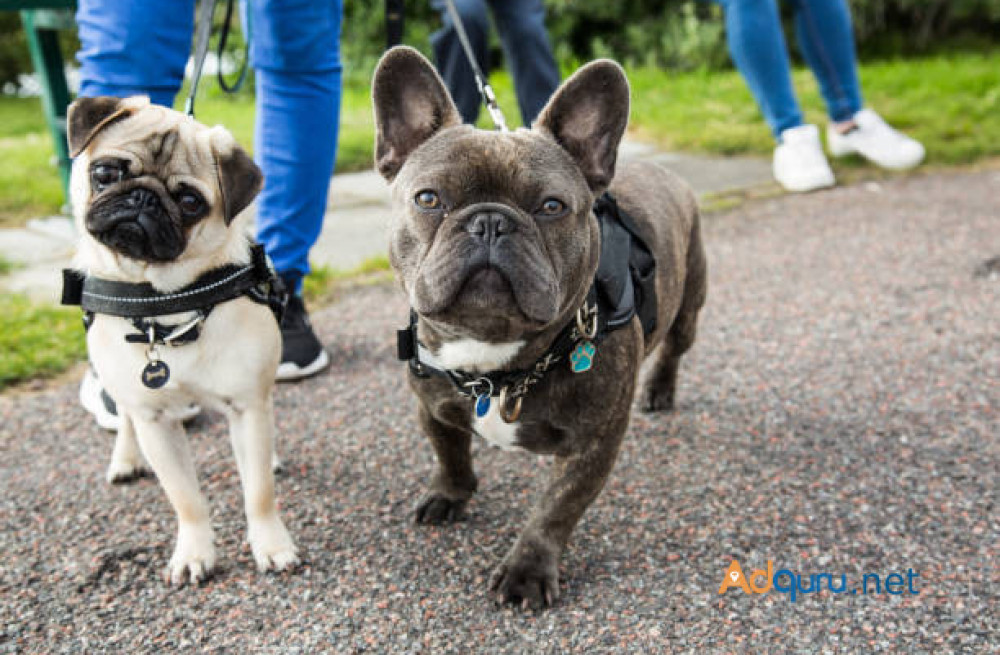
[773,124,836,193]
[827,108,925,170]
[79,366,201,431]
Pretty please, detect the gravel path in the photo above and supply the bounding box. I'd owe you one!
[2,171,998,653]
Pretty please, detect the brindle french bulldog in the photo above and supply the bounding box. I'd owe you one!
[372,47,707,608]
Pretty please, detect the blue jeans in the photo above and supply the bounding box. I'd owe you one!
[76,0,343,293]
[431,0,560,125]
[714,0,863,140]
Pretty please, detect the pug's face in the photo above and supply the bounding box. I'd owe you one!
[67,96,262,264]
[371,48,630,343]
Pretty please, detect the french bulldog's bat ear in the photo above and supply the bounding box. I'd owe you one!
[211,127,263,225]
[67,96,145,157]
[372,46,462,181]
[534,60,630,193]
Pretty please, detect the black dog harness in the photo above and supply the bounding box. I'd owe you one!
[397,192,657,422]
[62,244,286,389]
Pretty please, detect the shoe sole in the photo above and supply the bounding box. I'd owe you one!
[276,349,331,382]
[80,370,202,432]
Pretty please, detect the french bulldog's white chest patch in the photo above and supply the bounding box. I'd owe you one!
[472,401,523,452]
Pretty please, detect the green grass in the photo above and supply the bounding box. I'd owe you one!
[0,294,87,390]
[1,52,997,226]
[302,255,393,303]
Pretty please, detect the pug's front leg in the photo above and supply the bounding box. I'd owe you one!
[414,403,478,524]
[131,415,216,584]
[227,399,298,573]
[489,422,626,609]
[106,412,151,484]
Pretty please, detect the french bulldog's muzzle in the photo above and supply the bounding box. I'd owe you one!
[412,202,560,324]
[86,183,186,262]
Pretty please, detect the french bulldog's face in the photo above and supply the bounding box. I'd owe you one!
[67,96,262,263]
[372,47,629,342]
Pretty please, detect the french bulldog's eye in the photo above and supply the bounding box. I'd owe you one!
[91,163,123,189]
[538,198,567,217]
[177,190,206,217]
[414,190,441,210]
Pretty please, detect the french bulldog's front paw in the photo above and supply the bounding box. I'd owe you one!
[249,516,299,573]
[414,492,468,524]
[165,523,217,585]
[640,385,675,413]
[105,457,153,485]
[489,543,560,609]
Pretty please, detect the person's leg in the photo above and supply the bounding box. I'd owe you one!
[249,0,342,379]
[488,0,560,126]
[715,0,803,140]
[430,0,492,124]
[789,0,862,124]
[75,0,194,106]
[250,0,342,294]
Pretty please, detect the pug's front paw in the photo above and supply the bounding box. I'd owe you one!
[489,539,560,609]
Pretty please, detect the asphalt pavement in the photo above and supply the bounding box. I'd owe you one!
[1,169,998,653]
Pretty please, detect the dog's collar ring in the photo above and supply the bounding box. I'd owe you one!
[499,386,523,423]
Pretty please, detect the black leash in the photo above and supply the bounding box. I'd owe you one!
[442,0,508,131]
[185,0,250,118]
[385,0,405,50]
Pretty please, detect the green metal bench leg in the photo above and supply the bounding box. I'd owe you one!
[21,9,72,212]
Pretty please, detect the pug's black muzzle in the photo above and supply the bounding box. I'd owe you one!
[86,186,185,262]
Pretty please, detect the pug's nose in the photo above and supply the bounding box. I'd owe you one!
[127,187,161,210]
[466,211,515,245]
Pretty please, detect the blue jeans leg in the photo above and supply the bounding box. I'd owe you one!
[249,0,343,293]
[75,0,195,106]
[790,0,863,122]
[431,0,491,124]
[489,0,560,125]
[715,0,804,140]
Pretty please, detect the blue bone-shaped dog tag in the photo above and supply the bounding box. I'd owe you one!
[570,341,596,373]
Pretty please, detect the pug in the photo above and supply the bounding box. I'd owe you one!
[372,47,707,607]
[65,96,298,584]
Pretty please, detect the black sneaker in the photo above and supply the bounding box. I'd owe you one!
[276,295,330,381]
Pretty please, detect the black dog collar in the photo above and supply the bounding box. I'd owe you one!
[396,192,657,422]
[62,244,287,388]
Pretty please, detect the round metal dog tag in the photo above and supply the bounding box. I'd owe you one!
[141,360,170,389]
[475,394,491,418]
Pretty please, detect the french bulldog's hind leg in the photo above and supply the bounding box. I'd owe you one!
[131,415,217,585]
[414,404,478,525]
[227,399,299,573]
[106,412,153,484]
[642,220,707,413]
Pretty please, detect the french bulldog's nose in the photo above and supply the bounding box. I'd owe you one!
[127,187,160,210]
[466,211,515,244]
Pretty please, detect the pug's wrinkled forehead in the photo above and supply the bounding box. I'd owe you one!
[67,96,262,225]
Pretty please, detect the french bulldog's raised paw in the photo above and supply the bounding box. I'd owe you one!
[489,549,560,609]
[415,493,468,524]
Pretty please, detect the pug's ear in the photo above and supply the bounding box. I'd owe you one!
[372,46,462,181]
[534,60,630,193]
[67,96,146,157]
[210,127,263,225]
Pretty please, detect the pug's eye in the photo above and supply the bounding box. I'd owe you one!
[414,190,441,210]
[91,163,123,189]
[538,198,567,217]
[176,189,206,218]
